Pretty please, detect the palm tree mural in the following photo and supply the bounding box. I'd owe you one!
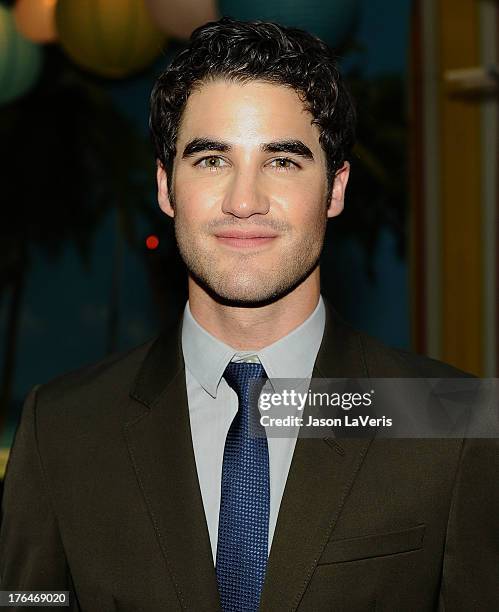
[0,45,155,437]
[335,71,408,273]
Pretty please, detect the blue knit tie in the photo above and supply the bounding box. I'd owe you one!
[216,361,270,612]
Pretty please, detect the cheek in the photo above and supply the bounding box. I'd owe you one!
[175,181,222,218]
[270,176,326,212]
[277,192,326,228]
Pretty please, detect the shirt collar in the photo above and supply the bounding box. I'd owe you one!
[181,295,326,398]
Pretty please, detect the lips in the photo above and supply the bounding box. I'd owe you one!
[214,229,278,239]
[214,229,278,248]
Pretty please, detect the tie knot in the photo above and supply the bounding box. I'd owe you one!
[223,361,267,399]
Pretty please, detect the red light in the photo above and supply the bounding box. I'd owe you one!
[146,235,159,250]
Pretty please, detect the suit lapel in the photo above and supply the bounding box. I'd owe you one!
[124,319,221,611]
[259,299,374,612]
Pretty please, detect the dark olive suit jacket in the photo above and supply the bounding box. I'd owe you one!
[1,299,498,611]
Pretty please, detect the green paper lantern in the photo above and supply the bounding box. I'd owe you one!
[55,0,167,79]
[218,0,361,48]
[0,5,43,106]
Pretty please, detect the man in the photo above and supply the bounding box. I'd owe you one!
[1,17,498,612]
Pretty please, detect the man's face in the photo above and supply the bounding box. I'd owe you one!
[157,78,349,304]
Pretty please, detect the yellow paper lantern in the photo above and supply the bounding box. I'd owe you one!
[13,0,57,44]
[55,0,167,78]
[144,0,218,40]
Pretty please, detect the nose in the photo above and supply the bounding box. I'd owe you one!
[221,169,270,218]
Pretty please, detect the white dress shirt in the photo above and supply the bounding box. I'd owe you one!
[181,295,326,563]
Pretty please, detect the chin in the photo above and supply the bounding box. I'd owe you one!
[191,268,311,307]
[207,281,281,306]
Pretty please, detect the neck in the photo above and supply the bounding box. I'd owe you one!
[187,268,321,350]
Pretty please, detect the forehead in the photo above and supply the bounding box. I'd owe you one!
[177,78,320,146]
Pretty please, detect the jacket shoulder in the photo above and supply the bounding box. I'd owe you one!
[357,328,474,378]
[36,337,157,408]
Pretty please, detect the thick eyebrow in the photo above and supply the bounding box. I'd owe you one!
[182,138,230,158]
[261,140,314,160]
[181,137,314,161]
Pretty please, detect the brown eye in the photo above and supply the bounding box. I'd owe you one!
[197,156,227,170]
[270,158,298,171]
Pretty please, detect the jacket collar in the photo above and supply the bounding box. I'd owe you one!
[130,295,369,409]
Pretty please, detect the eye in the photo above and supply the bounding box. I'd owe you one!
[196,156,228,171]
[269,158,299,171]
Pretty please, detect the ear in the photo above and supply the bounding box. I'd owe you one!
[157,161,175,218]
[326,161,350,219]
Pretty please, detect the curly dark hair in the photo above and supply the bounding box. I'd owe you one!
[149,16,356,198]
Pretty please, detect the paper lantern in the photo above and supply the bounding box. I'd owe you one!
[144,0,218,40]
[55,0,167,78]
[218,0,361,48]
[0,5,43,106]
[13,0,57,44]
